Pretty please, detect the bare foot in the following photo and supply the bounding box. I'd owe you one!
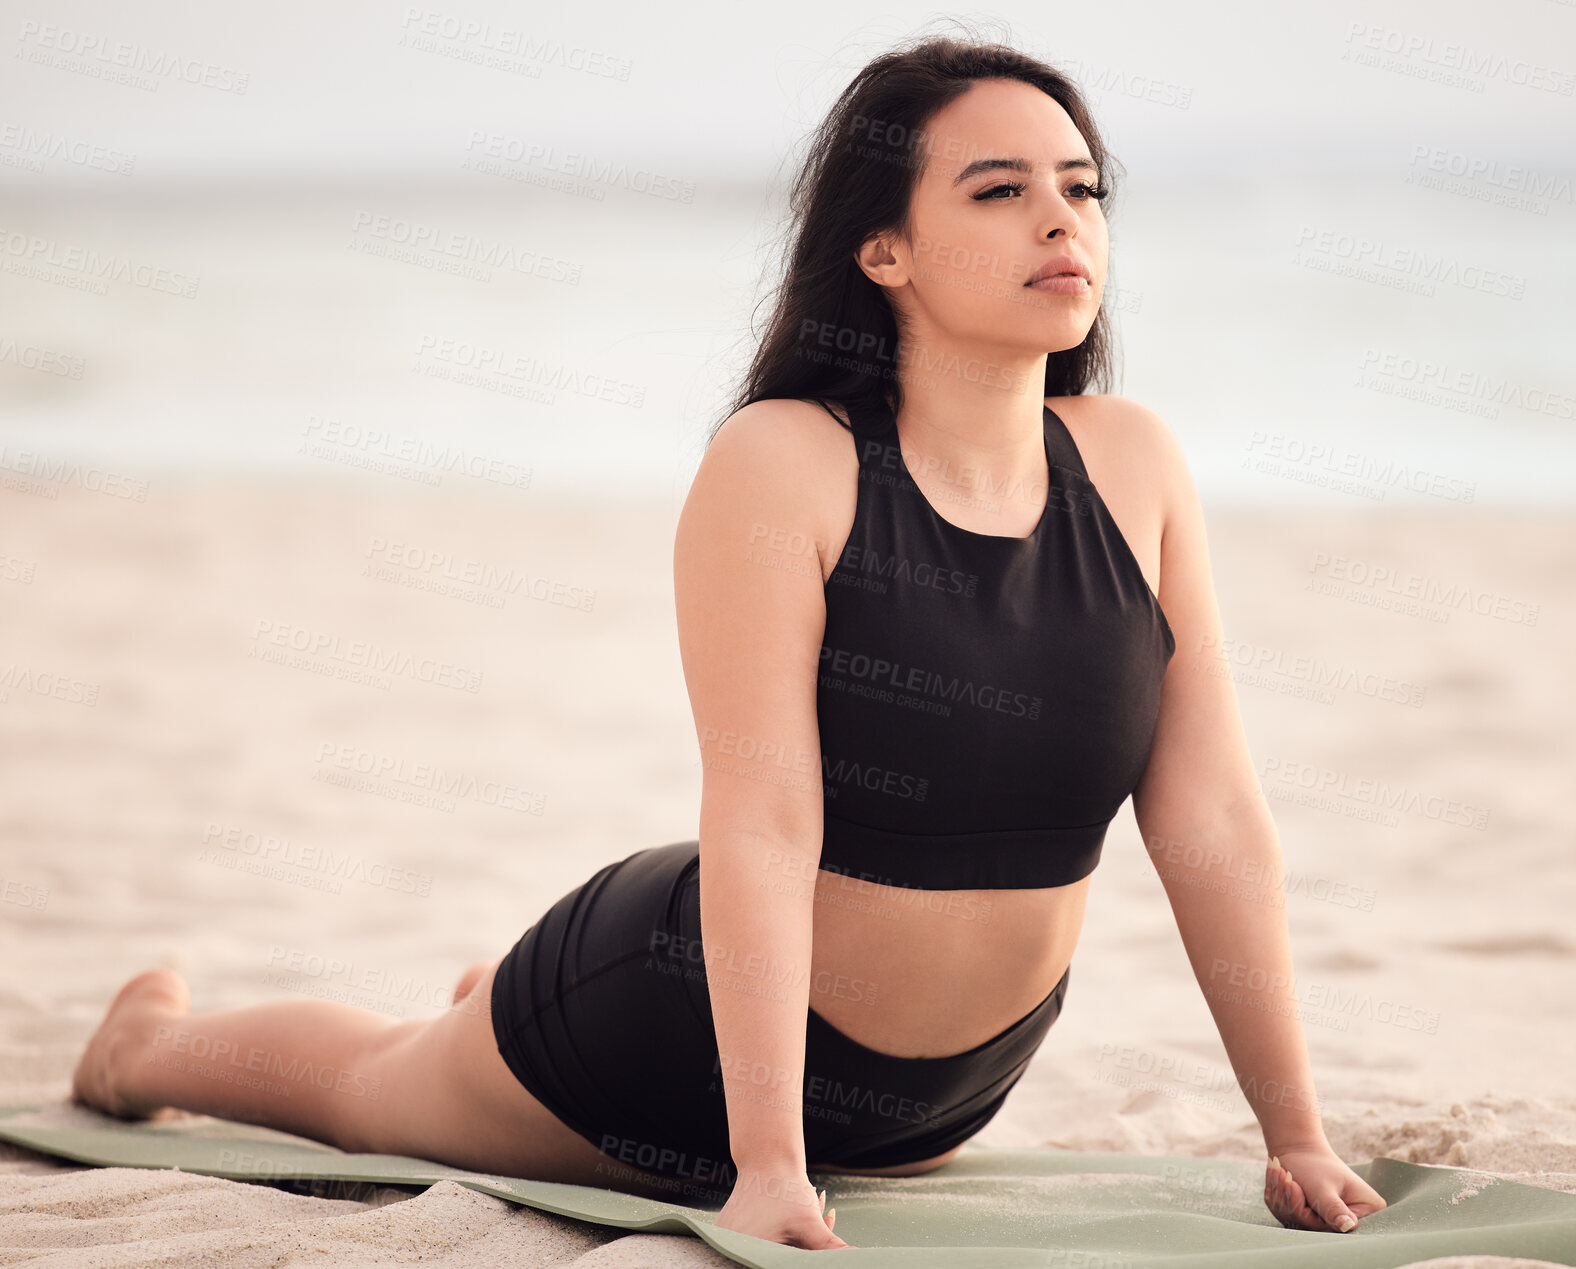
[71,969,192,1120]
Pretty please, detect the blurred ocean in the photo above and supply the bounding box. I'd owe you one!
[3,170,1571,510]
[4,0,1576,513]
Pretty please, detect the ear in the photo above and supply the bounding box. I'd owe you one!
[853,229,910,289]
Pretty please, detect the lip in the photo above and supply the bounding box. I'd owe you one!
[1023,256,1091,286]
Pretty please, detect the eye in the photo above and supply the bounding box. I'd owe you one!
[972,180,1110,203]
[971,181,1026,201]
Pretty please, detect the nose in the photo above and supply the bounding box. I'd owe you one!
[1038,193,1080,240]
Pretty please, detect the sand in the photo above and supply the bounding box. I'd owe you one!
[2,475,1572,1266]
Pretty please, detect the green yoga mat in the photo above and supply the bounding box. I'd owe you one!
[2,1103,1573,1267]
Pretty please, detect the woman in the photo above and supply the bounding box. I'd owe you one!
[70,34,1387,1252]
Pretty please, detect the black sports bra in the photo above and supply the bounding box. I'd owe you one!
[813,395,1175,891]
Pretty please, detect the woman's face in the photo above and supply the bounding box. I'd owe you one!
[860,77,1108,360]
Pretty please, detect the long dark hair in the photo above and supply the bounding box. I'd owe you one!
[710,30,1121,445]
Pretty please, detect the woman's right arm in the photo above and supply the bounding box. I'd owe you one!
[673,399,850,1248]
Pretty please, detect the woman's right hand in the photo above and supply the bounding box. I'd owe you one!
[715,1164,850,1249]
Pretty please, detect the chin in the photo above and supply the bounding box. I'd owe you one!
[1015,316,1093,346]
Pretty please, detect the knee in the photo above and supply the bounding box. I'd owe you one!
[324,1022,420,1155]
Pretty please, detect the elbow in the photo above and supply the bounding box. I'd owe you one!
[699,811,823,858]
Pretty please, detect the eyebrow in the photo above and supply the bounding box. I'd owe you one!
[950,156,1099,186]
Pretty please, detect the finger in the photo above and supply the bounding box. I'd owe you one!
[1306,1185,1359,1233]
[1264,1160,1319,1231]
[1338,1189,1386,1222]
[1267,1158,1296,1206]
[1265,1183,1298,1228]
[1278,1169,1319,1230]
[1315,1184,1362,1233]
[1263,1165,1287,1222]
[1347,1178,1389,1215]
[1287,1176,1359,1234]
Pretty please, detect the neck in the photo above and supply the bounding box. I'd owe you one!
[889,350,1050,512]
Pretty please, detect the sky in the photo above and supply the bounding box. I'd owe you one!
[3,0,1573,187]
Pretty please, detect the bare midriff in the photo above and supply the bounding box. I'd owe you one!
[802,397,1140,1062]
[805,872,1088,1059]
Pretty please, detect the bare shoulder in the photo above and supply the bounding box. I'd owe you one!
[1046,393,1192,522]
[706,396,856,471]
[1046,392,1186,470]
[677,397,858,575]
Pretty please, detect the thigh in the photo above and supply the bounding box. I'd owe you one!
[353,957,643,1189]
[356,843,724,1202]
[484,841,736,1200]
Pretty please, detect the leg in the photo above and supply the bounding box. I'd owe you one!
[70,959,679,1194]
[73,966,421,1149]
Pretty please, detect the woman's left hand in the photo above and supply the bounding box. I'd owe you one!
[1264,1144,1388,1232]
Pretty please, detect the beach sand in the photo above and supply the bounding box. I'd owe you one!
[2,475,1572,1266]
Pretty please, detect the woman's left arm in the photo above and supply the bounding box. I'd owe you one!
[1117,399,1388,1235]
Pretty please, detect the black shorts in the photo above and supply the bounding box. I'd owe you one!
[489,840,1069,1202]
